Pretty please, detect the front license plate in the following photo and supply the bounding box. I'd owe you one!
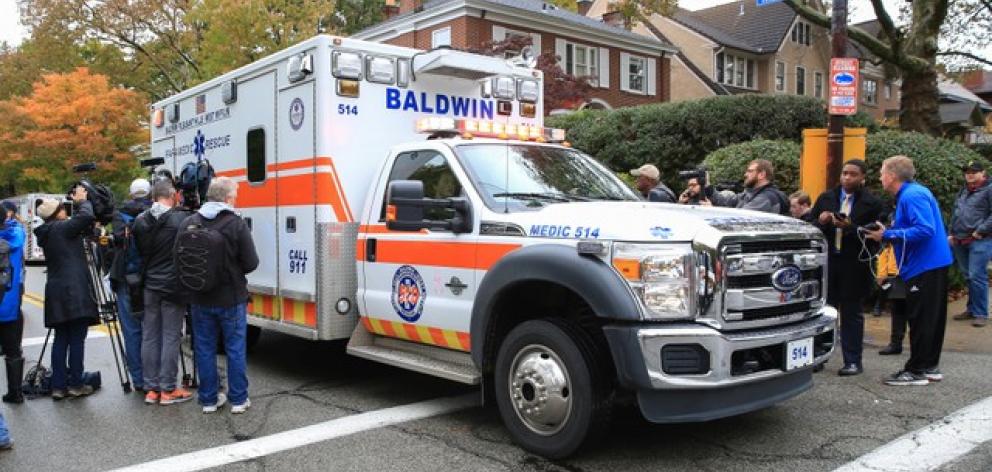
[785,337,814,371]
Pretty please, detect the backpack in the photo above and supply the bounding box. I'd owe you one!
[175,213,237,293]
[118,211,143,277]
[0,239,10,291]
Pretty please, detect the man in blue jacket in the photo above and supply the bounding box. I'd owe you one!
[865,155,954,386]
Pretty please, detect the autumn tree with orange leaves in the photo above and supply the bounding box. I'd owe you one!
[0,67,147,197]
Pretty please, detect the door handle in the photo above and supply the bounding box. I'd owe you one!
[366,238,377,262]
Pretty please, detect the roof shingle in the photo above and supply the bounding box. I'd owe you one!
[672,1,797,53]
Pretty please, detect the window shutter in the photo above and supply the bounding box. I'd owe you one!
[530,33,542,55]
[620,53,630,92]
[555,38,566,69]
[493,25,506,42]
[647,57,657,96]
[598,47,610,88]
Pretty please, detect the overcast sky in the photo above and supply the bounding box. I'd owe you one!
[0,0,890,48]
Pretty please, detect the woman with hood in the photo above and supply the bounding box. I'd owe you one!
[34,187,99,400]
[0,200,26,404]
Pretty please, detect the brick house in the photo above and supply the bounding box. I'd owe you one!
[589,0,899,120]
[351,0,677,112]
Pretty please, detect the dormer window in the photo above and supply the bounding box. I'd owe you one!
[715,52,755,89]
[791,21,811,46]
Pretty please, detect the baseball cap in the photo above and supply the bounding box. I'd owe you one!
[630,164,660,181]
[130,178,151,198]
[36,198,61,220]
[963,161,985,173]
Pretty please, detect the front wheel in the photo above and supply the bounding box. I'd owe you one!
[493,319,612,459]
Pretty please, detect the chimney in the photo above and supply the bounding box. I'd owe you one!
[398,0,420,14]
[577,0,593,16]
[382,0,400,19]
[602,10,625,29]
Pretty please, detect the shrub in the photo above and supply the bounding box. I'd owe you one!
[862,131,989,220]
[548,95,827,189]
[972,143,992,160]
[701,140,802,194]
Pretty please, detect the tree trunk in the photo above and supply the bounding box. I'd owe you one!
[899,67,942,136]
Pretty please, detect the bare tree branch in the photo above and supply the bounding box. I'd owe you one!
[868,0,899,45]
[937,50,992,68]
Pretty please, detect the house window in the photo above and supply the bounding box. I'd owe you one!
[884,83,893,100]
[775,61,785,92]
[431,27,451,48]
[715,52,755,88]
[746,60,755,88]
[796,66,806,96]
[792,21,811,46]
[563,42,599,84]
[628,56,646,93]
[863,79,878,105]
[814,71,823,98]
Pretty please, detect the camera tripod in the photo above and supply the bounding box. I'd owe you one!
[82,235,133,393]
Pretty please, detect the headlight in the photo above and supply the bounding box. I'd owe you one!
[612,243,696,320]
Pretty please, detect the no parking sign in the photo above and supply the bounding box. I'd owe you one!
[829,58,860,115]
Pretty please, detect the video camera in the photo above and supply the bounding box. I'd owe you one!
[139,157,215,210]
[69,163,117,225]
[678,168,708,189]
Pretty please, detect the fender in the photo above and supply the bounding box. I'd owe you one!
[470,243,641,369]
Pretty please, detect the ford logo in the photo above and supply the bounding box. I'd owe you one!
[771,265,803,292]
[833,72,856,86]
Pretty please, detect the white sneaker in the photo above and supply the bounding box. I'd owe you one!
[202,393,227,414]
[231,399,251,414]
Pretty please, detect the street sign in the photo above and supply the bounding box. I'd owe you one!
[829,58,859,115]
[756,0,783,5]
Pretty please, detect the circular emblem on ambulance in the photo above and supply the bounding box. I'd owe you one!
[771,265,803,293]
[289,97,305,131]
[391,265,427,322]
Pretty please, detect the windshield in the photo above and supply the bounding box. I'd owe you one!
[455,143,639,212]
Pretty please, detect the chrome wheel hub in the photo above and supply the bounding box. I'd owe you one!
[507,344,572,435]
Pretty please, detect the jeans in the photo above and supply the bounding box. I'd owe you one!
[952,239,992,319]
[0,409,10,446]
[115,288,144,388]
[192,304,248,406]
[51,319,89,390]
[141,290,186,391]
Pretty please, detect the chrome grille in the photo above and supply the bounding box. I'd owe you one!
[720,238,827,328]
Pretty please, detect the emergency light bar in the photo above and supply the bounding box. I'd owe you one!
[415,117,566,143]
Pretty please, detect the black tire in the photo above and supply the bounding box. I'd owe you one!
[493,318,612,459]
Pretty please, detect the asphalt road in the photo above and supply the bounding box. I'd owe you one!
[1,265,990,472]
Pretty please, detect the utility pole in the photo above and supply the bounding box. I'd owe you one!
[826,0,847,189]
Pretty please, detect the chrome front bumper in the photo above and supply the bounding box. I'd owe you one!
[603,307,837,391]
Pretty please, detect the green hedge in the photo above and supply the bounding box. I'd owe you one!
[862,131,988,220]
[701,140,802,194]
[548,95,876,189]
[972,143,992,160]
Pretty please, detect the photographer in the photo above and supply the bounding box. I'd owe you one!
[677,170,730,207]
[133,181,193,405]
[736,159,790,215]
[34,188,99,400]
[109,178,151,392]
[1,201,25,404]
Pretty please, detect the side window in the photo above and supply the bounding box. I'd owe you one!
[381,151,463,222]
[247,128,266,183]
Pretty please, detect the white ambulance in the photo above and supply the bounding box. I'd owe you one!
[11,193,65,262]
[150,35,837,458]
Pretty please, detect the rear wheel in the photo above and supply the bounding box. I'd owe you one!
[493,318,612,459]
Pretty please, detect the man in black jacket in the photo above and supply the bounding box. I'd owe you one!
[34,188,99,399]
[184,177,259,414]
[133,181,192,405]
[811,159,883,376]
[109,178,151,391]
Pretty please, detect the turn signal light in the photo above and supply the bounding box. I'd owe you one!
[613,258,641,280]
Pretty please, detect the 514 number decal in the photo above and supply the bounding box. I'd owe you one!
[337,104,358,116]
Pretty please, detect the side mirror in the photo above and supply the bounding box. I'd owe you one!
[385,180,472,234]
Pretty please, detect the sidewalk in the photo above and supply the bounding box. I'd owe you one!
[864,295,990,354]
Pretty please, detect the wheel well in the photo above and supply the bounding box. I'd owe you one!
[481,280,614,377]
